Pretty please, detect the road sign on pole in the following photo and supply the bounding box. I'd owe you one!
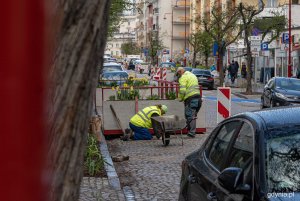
[261,42,268,51]
[282,33,289,44]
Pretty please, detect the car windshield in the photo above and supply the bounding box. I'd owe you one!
[102,72,128,80]
[192,70,211,75]
[266,126,300,193]
[275,79,300,91]
[103,65,122,72]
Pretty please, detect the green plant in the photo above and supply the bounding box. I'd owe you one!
[84,134,104,176]
[117,88,140,100]
[109,95,116,101]
[166,91,177,100]
[146,94,160,100]
[110,81,118,87]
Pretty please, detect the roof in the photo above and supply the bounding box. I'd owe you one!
[103,62,121,66]
[247,106,300,129]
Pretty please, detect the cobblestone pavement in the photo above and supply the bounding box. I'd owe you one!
[79,177,125,201]
[105,93,260,201]
[82,89,260,201]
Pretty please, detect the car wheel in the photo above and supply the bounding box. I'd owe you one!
[162,132,170,146]
[208,84,214,90]
[270,99,275,108]
[261,97,266,109]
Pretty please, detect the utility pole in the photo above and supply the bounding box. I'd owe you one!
[288,0,292,77]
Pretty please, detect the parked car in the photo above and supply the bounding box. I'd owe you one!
[261,77,300,108]
[159,62,176,68]
[99,71,128,86]
[191,69,214,90]
[173,67,194,82]
[179,106,300,201]
[102,63,123,72]
[183,67,193,72]
[128,58,140,70]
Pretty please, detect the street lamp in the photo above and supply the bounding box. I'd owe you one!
[184,0,187,66]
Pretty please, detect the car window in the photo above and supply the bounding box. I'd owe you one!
[266,127,300,193]
[227,122,254,169]
[208,121,242,170]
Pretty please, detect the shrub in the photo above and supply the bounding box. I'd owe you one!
[84,134,105,176]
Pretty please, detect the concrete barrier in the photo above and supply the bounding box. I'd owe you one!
[102,100,206,135]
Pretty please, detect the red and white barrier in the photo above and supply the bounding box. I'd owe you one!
[162,67,167,80]
[151,67,155,79]
[153,67,161,80]
[217,87,231,123]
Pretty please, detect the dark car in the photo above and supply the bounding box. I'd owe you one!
[179,106,300,201]
[183,67,193,72]
[191,69,214,90]
[261,77,300,108]
[99,71,128,86]
[128,58,140,70]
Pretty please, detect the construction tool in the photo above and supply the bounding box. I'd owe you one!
[110,104,125,135]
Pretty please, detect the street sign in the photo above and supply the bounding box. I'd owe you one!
[249,36,262,41]
[251,51,259,57]
[282,33,289,44]
[251,46,261,52]
[261,42,268,51]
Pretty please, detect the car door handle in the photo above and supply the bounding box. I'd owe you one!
[188,174,196,184]
[207,192,218,201]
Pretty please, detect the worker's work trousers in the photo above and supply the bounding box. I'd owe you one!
[184,97,202,135]
[129,122,152,140]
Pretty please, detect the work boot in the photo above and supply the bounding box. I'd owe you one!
[120,134,130,141]
[187,133,195,138]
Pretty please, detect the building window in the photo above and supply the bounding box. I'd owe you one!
[292,0,299,4]
[116,43,119,48]
[111,51,113,56]
[267,0,278,7]
[116,51,119,56]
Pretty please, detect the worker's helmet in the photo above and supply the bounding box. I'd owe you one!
[161,105,168,114]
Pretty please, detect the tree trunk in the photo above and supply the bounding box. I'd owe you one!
[192,51,197,67]
[217,49,224,86]
[48,0,111,200]
[205,55,209,68]
[245,34,253,94]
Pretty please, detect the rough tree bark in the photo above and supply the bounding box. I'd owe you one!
[48,0,111,200]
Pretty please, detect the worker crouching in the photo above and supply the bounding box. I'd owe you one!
[121,104,168,141]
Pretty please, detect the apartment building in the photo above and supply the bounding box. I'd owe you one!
[105,0,138,58]
[135,0,191,62]
[190,0,300,80]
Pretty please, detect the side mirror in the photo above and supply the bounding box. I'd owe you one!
[218,167,250,193]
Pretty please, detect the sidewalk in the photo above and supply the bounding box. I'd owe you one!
[79,131,126,201]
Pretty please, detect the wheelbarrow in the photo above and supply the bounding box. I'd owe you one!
[151,115,187,146]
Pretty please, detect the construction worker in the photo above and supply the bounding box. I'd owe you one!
[176,67,202,138]
[121,104,168,141]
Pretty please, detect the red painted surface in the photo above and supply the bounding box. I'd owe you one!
[218,101,229,118]
[219,88,230,99]
[0,1,47,200]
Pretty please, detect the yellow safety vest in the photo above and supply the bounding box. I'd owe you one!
[130,106,162,128]
[178,71,200,101]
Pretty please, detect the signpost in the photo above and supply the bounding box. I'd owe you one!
[250,36,262,52]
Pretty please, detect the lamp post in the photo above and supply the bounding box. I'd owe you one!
[288,0,292,77]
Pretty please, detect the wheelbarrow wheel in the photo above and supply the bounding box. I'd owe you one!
[162,132,170,146]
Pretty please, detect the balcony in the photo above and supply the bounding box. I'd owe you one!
[173,0,190,9]
[173,32,190,39]
[173,16,190,24]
